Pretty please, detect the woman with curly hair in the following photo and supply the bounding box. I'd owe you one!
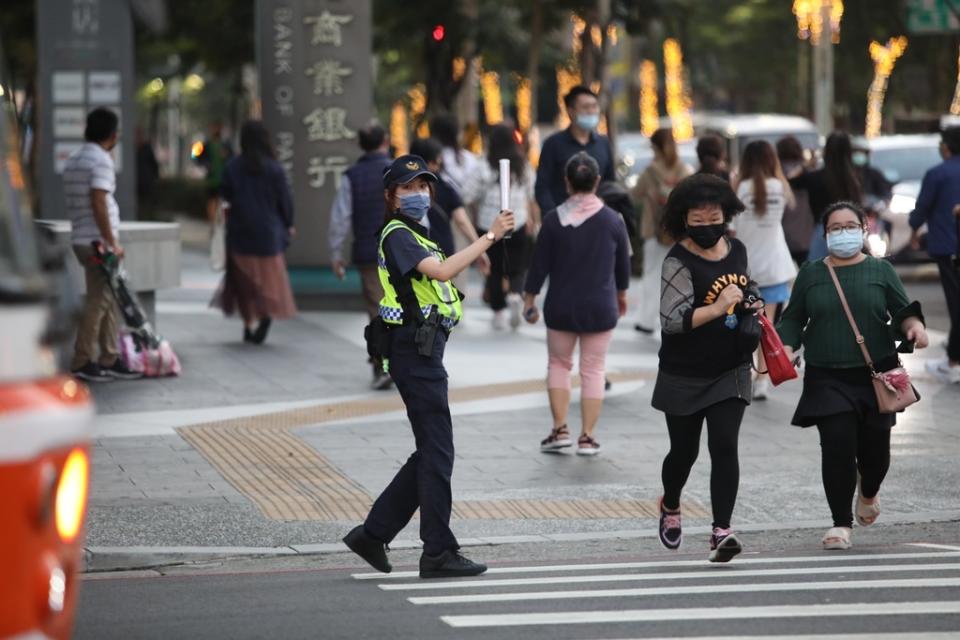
[652,173,761,563]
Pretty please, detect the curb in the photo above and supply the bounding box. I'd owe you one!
[82,510,960,574]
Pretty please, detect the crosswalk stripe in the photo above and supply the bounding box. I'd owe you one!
[351,550,960,580]
[439,600,960,628]
[378,561,960,591]
[408,576,960,605]
[908,543,960,552]
[565,634,960,640]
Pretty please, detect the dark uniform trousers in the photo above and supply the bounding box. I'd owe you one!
[364,324,459,556]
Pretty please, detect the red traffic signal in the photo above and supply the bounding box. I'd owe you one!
[432,24,445,42]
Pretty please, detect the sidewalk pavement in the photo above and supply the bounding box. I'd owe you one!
[84,249,960,568]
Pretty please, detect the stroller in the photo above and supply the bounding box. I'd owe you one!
[92,241,181,377]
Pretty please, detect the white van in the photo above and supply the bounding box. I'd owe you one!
[695,114,820,168]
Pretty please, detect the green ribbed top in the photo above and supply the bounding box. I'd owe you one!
[777,257,921,368]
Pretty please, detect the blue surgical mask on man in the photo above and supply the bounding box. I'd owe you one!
[398,191,431,220]
[826,228,864,258]
[575,113,600,132]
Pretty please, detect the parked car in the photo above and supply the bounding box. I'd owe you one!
[0,42,92,640]
[853,134,943,261]
[616,132,698,189]
[694,113,821,169]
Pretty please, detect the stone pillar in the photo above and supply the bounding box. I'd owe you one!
[36,0,137,220]
[256,0,373,268]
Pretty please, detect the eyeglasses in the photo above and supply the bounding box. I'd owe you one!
[826,224,863,236]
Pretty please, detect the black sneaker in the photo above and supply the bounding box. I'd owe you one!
[342,525,391,573]
[103,361,144,380]
[419,550,487,579]
[708,528,742,563]
[72,363,112,383]
[658,496,682,550]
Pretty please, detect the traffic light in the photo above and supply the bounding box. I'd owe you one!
[432,24,445,42]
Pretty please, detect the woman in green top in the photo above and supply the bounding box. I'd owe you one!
[778,201,929,551]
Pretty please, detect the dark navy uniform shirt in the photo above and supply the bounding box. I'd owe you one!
[383,219,432,279]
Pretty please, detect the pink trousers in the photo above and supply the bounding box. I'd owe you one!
[546,328,615,399]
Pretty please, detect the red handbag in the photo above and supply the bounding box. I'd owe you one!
[757,313,798,386]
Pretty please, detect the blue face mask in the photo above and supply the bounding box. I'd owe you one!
[398,191,430,220]
[575,113,600,132]
[826,228,864,258]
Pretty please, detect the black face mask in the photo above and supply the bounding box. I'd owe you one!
[687,223,726,249]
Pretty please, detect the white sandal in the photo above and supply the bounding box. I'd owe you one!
[855,481,880,527]
[822,526,852,550]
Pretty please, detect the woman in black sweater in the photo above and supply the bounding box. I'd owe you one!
[653,173,760,563]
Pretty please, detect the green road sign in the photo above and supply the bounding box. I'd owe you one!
[908,0,960,34]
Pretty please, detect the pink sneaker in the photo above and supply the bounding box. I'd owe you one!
[658,497,682,550]
[708,527,742,563]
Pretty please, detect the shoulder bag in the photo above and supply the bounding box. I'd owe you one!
[823,258,918,414]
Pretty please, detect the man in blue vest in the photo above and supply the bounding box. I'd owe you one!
[329,123,394,389]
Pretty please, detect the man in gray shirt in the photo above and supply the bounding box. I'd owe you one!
[63,108,141,382]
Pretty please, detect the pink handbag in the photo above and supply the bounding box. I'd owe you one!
[824,259,918,414]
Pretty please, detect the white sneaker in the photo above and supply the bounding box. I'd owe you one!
[925,357,960,384]
[507,294,522,330]
[492,311,507,331]
[753,377,770,400]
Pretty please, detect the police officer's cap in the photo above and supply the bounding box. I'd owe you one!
[383,154,438,188]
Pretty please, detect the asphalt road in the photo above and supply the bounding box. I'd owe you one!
[76,522,960,640]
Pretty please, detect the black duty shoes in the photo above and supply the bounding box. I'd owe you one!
[419,550,487,579]
[342,525,391,573]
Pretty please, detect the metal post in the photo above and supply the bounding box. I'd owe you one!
[812,1,834,135]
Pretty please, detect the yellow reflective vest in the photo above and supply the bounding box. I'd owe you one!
[377,219,463,331]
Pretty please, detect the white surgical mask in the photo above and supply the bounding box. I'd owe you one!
[575,114,600,132]
[826,228,864,258]
[398,191,430,220]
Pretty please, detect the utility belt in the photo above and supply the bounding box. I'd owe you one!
[365,305,450,372]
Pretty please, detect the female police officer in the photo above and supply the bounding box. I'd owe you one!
[344,155,514,578]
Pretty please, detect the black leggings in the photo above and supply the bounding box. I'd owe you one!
[662,398,746,529]
[816,412,891,528]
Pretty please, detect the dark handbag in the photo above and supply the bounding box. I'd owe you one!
[824,258,919,414]
[734,286,763,354]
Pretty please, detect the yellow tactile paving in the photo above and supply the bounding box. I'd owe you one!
[176,371,706,522]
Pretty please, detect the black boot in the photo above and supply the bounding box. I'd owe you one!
[251,317,272,344]
[419,549,487,579]
[343,525,391,573]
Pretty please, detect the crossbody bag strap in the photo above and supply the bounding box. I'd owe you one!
[823,257,875,370]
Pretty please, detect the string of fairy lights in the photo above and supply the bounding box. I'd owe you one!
[950,47,960,117]
[663,38,693,141]
[792,0,843,44]
[639,60,659,138]
[865,36,908,139]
